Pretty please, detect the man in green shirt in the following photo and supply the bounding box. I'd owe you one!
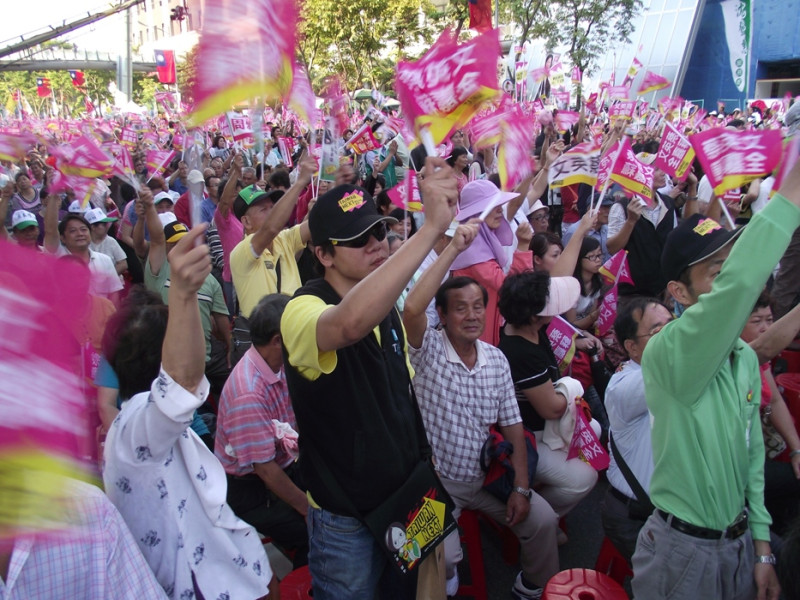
[632,159,800,600]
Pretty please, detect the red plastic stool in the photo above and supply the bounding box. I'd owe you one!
[593,537,633,586]
[456,510,488,600]
[280,565,313,599]
[543,568,628,600]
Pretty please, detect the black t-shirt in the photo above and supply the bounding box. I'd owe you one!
[498,326,560,432]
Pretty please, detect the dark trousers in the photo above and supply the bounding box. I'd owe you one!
[600,486,647,564]
[226,467,309,569]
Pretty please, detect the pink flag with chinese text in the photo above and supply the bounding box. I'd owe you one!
[386,169,423,212]
[146,149,177,178]
[395,27,500,146]
[547,316,579,371]
[691,128,783,195]
[654,122,696,181]
[566,408,610,470]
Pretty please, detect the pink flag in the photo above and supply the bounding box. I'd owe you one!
[277,137,294,168]
[601,138,655,205]
[0,131,37,162]
[188,0,299,124]
[638,71,671,95]
[654,122,696,181]
[50,134,114,180]
[146,149,177,179]
[468,98,511,149]
[395,27,500,145]
[226,112,253,142]
[386,169,423,212]
[346,124,382,155]
[119,127,137,147]
[498,103,536,190]
[622,57,642,87]
[555,110,580,133]
[571,66,582,84]
[607,86,631,101]
[608,100,636,121]
[595,284,619,337]
[322,77,349,137]
[599,250,634,286]
[691,128,783,195]
[288,66,319,125]
[547,317,579,371]
[770,135,800,197]
[552,91,571,111]
[566,407,610,471]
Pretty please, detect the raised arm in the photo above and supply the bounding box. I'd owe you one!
[162,224,211,393]
[403,222,480,347]
[250,155,316,256]
[750,302,800,364]
[315,156,459,352]
[142,188,167,276]
[607,200,643,255]
[550,211,597,277]
[43,192,60,253]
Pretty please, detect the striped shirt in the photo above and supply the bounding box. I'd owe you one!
[215,346,296,476]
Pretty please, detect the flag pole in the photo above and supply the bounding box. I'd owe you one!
[592,139,625,214]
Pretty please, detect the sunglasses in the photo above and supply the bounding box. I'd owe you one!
[332,222,388,248]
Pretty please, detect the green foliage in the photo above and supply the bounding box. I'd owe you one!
[298,0,442,93]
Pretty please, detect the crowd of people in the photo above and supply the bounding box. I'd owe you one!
[1,94,800,600]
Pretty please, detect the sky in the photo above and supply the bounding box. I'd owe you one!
[2,0,128,54]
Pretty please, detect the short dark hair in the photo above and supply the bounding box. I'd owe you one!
[58,214,90,236]
[530,231,563,258]
[249,294,290,347]
[614,296,667,348]
[446,146,469,169]
[102,287,168,400]
[752,289,771,313]
[269,169,291,190]
[498,270,550,326]
[435,276,488,314]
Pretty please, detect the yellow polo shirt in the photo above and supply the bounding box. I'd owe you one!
[230,225,305,318]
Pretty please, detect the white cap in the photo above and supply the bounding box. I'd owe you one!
[158,212,177,227]
[154,191,173,204]
[84,207,117,225]
[187,169,205,185]
[68,200,86,214]
[11,210,38,230]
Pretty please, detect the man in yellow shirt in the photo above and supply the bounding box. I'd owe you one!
[230,156,316,363]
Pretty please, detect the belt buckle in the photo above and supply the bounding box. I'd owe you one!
[726,512,748,538]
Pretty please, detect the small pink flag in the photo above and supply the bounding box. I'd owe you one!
[566,407,610,471]
[386,169,423,212]
[637,71,671,95]
[546,317,579,371]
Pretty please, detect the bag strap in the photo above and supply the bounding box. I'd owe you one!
[608,431,653,510]
[275,256,282,294]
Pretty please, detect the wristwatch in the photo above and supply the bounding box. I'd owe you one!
[789,448,800,459]
[755,554,776,565]
[512,486,533,500]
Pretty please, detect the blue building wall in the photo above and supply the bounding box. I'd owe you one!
[682,0,800,107]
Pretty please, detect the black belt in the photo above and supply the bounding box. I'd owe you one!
[657,509,748,540]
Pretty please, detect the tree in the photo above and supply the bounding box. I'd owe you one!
[506,0,551,46]
[297,0,442,93]
[544,0,642,105]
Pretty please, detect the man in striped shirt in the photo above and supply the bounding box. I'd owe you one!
[214,294,309,568]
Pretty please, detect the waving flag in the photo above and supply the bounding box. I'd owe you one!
[36,77,51,98]
[655,122,695,181]
[599,250,634,286]
[50,134,114,180]
[498,103,536,190]
[547,317,579,370]
[287,66,319,125]
[691,128,783,195]
[596,137,655,204]
[637,71,671,95]
[322,77,349,137]
[387,169,423,212]
[188,0,299,125]
[68,70,85,87]
[154,50,176,84]
[597,250,635,337]
[146,149,177,179]
[395,27,500,147]
[547,140,602,189]
[622,57,642,87]
[0,131,38,162]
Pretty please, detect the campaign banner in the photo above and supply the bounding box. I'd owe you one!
[606,85,631,101]
[567,407,610,471]
[552,91,571,112]
[547,316,579,371]
[612,146,655,204]
[770,135,800,197]
[226,112,253,142]
[346,124,382,155]
[637,71,671,95]
[119,127,137,147]
[548,140,602,188]
[498,103,535,190]
[319,118,339,182]
[595,283,618,337]
[655,122,696,181]
[50,134,114,180]
[277,136,294,168]
[395,27,500,145]
[608,100,636,121]
[146,149,177,179]
[386,169,423,212]
[571,66,582,84]
[599,250,634,286]
[691,128,782,195]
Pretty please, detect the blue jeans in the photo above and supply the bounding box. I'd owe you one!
[307,506,417,600]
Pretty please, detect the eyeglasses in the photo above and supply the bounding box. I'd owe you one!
[634,322,669,339]
[331,222,388,248]
[529,213,549,222]
[583,253,603,262]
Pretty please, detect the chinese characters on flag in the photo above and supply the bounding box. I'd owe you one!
[655,122,696,181]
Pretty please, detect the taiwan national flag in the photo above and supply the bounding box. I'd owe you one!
[468,0,492,33]
[155,49,176,84]
[36,77,51,98]
[68,70,85,87]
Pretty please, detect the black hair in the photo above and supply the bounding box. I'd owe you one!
[613,296,667,349]
[446,146,469,172]
[120,183,137,203]
[752,289,771,313]
[728,119,746,129]
[574,236,603,296]
[249,294,290,347]
[213,134,226,148]
[14,171,30,183]
[375,190,393,215]
[101,286,168,400]
[268,169,291,190]
[488,173,501,188]
[365,173,386,197]
[435,276,488,314]
[497,270,550,326]
[530,231,563,258]
[388,208,417,236]
[57,214,90,236]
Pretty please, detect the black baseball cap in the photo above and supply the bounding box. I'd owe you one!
[164,221,189,243]
[309,184,397,246]
[661,214,744,282]
[233,185,284,221]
